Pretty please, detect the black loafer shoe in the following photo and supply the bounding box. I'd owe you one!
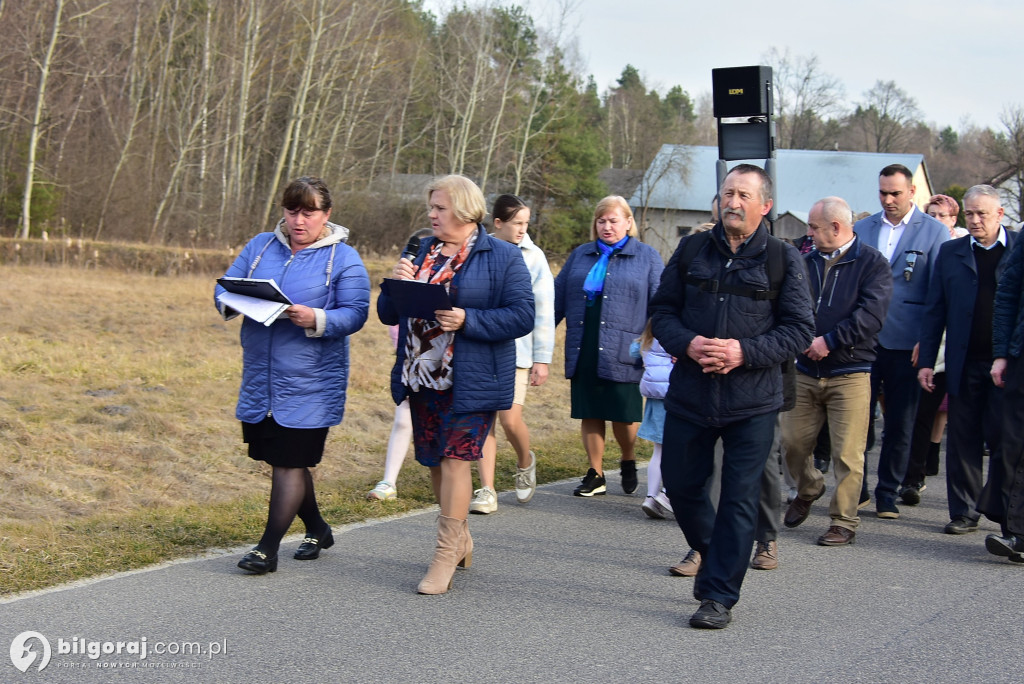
[689,599,731,629]
[944,517,979,535]
[985,534,1024,562]
[294,525,334,560]
[238,549,278,574]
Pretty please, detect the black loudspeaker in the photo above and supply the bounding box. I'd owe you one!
[712,66,772,118]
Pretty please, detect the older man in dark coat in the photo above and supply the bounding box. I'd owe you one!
[650,164,814,629]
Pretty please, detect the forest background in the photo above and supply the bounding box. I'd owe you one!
[4,0,1024,258]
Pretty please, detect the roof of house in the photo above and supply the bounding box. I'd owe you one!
[629,145,930,217]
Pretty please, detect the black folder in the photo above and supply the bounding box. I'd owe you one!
[217,277,292,304]
[380,279,453,321]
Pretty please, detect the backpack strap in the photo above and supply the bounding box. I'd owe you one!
[764,234,787,314]
[680,230,787,305]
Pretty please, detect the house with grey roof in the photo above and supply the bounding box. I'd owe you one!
[629,145,934,259]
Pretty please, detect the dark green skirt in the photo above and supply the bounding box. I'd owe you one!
[569,298,642,423]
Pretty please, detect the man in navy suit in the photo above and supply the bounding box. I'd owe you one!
[854,164,949,519]
[918,185,1014,534]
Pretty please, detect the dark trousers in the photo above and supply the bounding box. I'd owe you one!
[662,411,777,609]
[992,358,1024,535]
[903,371,947,486]
[947,359,1004,522]
[866,347,921,504]
[757,433,781,543]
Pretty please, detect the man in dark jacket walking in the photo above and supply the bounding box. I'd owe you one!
[781,197,892,547]
[988,209,1024,563]
[650,164,814,629]
[918,185,1016,536]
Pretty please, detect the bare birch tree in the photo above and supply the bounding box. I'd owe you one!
[18,0,64,239]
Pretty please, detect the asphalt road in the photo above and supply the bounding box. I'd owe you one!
[2,455,1021,683]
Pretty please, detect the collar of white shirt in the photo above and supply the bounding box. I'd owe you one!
[882,204,916,229]
[970,226,1007,251]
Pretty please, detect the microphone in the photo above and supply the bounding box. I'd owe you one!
[401,234,421,262]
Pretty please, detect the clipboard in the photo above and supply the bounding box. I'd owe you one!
[217,277,292,304]
[380,279,453,321]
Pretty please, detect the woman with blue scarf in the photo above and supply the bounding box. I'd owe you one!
[554,196,664,497]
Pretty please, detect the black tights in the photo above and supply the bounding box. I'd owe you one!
[257,467,325,557]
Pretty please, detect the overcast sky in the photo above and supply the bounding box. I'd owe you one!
[426,0,1019,132]
[563,0,1016,131]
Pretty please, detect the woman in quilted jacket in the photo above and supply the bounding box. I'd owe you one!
[378,175,534,594]
[216,176,370,575]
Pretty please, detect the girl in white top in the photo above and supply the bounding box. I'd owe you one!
[470,194,555,513]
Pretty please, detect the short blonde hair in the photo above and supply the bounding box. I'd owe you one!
[426,175,487,225]
[589,195,638,240]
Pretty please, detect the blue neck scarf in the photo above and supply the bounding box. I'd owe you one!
[583,235,630,303]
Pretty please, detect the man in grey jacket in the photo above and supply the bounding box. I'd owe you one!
[650,164,814,629]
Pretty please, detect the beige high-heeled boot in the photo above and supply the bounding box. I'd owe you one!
[417,515,471,595]
[458,521,473,569]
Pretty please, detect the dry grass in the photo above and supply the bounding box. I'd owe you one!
[0,262,646,596]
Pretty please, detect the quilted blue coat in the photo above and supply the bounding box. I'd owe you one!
[216,225,370,428]
[554,237,664,383]
[378,226,534,413]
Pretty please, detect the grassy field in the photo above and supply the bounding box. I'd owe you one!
[0,262,647,596]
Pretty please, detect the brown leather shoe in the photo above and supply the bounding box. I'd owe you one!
[669,549,701,577]
[783,485,826,528]
[750,540,778,570]
[817,525,855,546]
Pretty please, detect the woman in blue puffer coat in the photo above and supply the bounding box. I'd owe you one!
[554,196,664,498]
[378,175,534,595]
[216,177,370,575]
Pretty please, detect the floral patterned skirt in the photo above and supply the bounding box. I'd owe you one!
[408,388,495,467]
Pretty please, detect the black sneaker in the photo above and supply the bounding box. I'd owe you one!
[899,483,925,506]
[876,499,900,519]
[573,468,606,497]
[620,460,638,494]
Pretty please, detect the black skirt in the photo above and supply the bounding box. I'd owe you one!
[569,297,642,423]
[242,415,329,468]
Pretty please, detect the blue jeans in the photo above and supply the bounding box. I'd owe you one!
[867,347,921,505]
[661,411,777,609]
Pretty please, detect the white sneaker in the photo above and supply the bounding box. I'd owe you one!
[642,496,669,519]
[655,490,674,513]
[469,486,498,514]
[367,480,397,501]
[515,451,537,503]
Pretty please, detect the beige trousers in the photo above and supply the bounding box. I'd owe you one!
[782,372,871,530]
